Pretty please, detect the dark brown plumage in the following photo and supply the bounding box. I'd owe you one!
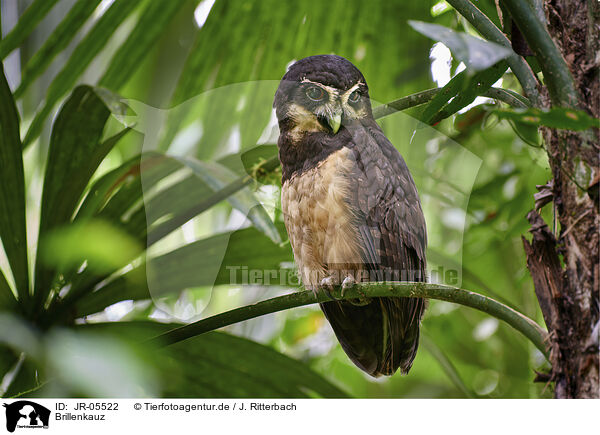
[274,55,427,376]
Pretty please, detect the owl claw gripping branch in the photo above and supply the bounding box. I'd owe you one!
[274,55,428,377]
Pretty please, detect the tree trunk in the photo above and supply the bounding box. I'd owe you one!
[522,0,599,398]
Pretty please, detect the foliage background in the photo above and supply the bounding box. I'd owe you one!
[0,0,556,398]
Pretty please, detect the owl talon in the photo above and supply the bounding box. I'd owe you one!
[340,275,356,299]
[319,276,337,301]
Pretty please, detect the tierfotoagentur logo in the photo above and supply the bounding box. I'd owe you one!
[225,265,459,286]
[2,401,50,432]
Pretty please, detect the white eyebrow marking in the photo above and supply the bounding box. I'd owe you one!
[300,78,339,97]
[341,81,363,103]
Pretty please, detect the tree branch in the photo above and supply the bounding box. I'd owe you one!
[149,282,549,360]
[373,86,530,119]
[500,0,580,108]
[446,0,542,106]
[484,87,531,108]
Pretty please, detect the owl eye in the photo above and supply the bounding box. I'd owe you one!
[306,86,325,101]
[348,90,361,103]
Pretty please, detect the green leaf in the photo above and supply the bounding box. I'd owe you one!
[427,248,519,309]
[430,61,508,124]
[99,0,187,91]
[37,86,111,238]
[14,0,103,98]
[143,146,282,240]
[146,151,282,245]
[0,345,20,397]
[420,72,467,124]
[421,333,476,398]
[75,153,174,223]
[0,66,29,300]
[163,331,348,398]
[507,118,541,147]
[23,0,142,146]
[217,144,279,179]
[75,224,293,317]
[2,324,159,398]
[0,270,17,310]
[144,174,212,227]
[168,0,243,106]
[0,0,60,58]
[73,266,149,318]
[178,157,281,244]
[93,154,181,239]
[75,157,143,222]
[421,61,508,125]
[409,20,513,71]
[81,322,348,398]
[0,313,42,363]
[45,329,159,397]
[2,357,41,399]
[490,107,600,131]
[57,155,182,305]
[40,219,143,275]
[33,86,123,308]
[163,0,434,147]
[146,223,292,298]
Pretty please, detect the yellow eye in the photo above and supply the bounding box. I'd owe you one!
[306,86,325,101]
[348,90,360,103]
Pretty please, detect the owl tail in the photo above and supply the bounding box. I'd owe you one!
[320,296,426,376]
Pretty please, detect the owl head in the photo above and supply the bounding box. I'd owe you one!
[273,55,373,138]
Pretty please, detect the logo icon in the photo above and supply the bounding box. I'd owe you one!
[3,401,50,433]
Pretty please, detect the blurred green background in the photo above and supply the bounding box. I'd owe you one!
[0,0,552,398]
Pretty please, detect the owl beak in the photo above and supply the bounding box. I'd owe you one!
[328,112,342,134]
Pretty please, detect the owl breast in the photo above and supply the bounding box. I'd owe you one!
[281,146,363,290]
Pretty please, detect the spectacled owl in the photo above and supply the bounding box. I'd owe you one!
[274,55,427,376]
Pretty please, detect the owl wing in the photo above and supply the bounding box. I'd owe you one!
[319,120,427,376]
